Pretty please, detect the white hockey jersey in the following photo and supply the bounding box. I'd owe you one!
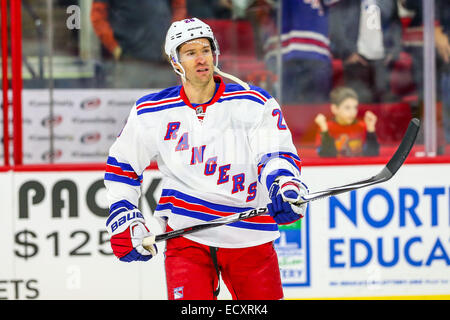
[104,76,302,248]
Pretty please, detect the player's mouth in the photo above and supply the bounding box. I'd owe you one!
[196,67,209,75]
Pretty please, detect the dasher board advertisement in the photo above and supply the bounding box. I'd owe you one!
[0,163,448,299]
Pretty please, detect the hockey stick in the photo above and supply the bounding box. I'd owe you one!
[143,118,420,248]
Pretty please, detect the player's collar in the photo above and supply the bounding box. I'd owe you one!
[180,75,225,111]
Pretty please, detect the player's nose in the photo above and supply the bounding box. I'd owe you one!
[195,54,207,64]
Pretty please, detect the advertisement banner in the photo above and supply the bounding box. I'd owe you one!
[18,89,153,164]
[0,163,449,299]
[1,170,167,299]
[274,216,310,287]
[283,163,450,298]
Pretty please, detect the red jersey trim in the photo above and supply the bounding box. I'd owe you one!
[180,75,226,111]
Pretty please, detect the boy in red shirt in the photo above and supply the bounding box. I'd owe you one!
[315,86,380,157]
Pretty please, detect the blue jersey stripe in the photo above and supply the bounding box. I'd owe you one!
[257,152,302,188]
[227,220,278,231]
[225,84,272,100]
[258,152,301,171]
[218,95,266,106]
[137,101,185,115]
[107,156,135,172]
[160,189,253,213]
[104,173,141,186]
[135,86,181,106]
[156,203,278,231]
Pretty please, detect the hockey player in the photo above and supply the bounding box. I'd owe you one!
[104,17,308,300]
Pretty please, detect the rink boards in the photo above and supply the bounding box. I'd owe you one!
[0,163,449,300]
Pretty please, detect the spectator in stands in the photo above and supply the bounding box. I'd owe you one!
[314,86,380,157]
[246,0,274,60]
[90,0,186,88]
[398,0,424,102]
[185,0,232,19]
[329,0,402,103]
[401,0,450,149]
[263,0,340,104]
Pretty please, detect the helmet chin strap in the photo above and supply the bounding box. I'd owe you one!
[214,66,250,90]
[170,59,187,83]
[171,52,250,90]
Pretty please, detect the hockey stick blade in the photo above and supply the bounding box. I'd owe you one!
[143,118,420,247]
[384,117,420,177]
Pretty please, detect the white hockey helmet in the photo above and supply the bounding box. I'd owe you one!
[165,17,220,65]
[164,17,249,89]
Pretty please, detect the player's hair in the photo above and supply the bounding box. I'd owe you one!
[330,87,359,106]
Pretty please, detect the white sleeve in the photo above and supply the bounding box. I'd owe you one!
[249,98,302,191]
[104,105,158,207]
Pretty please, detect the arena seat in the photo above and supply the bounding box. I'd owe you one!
[202,19,273,86]
[390,51,416,98]
[331,58,344,88]
[202,19,257,59]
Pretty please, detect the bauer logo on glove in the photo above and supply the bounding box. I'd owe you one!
[267,176,309,225]
[109,209,144,233]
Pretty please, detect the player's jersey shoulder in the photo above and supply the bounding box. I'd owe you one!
[222,83,273,106]
[136,85,181,105]
[135,85,184,116]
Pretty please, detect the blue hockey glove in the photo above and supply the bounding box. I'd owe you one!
[267,176,309,225]
[106,201,158,262]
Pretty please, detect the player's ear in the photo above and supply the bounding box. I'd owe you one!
[173,62,182,74]
[168,57,182,74]
[330,103,339,115]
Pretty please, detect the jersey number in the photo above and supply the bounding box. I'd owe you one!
[272,109,287,130]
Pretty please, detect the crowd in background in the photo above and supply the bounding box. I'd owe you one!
[16,0,450,157]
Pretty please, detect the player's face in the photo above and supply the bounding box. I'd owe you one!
[178,38,214,84]
[332,97,359,125]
